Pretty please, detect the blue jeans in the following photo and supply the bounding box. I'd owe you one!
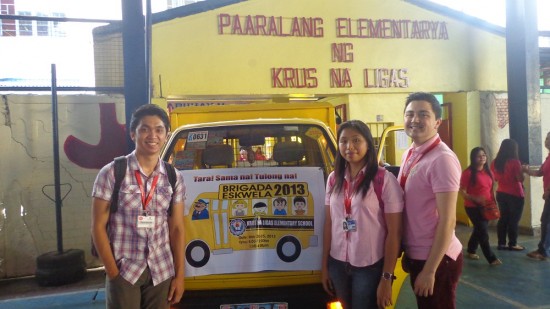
[327,256,383,309]
[537,198,550,256]
[496,192,524,247]
[544,220,550,257]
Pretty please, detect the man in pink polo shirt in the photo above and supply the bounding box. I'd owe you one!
[398,92,463,309]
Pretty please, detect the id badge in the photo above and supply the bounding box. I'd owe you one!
[137,215,155,229]
[343,218,357,232]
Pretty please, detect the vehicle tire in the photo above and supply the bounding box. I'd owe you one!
[186,240,210,268]
[276,236,301,262]
[35,249,86,286]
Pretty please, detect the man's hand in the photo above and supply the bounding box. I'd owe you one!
[168,276,185,305]
[413,269,436,297]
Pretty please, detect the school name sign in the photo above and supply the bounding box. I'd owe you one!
[218,14,450,89]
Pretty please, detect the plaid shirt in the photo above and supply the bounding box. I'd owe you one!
[92,151,185,285]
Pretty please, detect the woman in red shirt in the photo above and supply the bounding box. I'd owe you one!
[460,147,502,265]
[491,139,525,251]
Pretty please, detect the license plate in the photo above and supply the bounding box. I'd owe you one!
[220,302,288,309]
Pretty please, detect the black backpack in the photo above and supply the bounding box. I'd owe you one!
[91,156,177,257]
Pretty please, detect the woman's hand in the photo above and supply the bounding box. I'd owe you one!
[377,279,393,308]
[321,267,335,297]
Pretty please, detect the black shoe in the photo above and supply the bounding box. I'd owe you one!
[497,245,508,250]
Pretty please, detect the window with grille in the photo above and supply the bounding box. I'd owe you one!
[18,11,32,36]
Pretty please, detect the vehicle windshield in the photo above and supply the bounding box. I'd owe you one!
[164,123,336,179]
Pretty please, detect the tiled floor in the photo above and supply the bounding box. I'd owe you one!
[396,223,549,309]
[0,223,548,308]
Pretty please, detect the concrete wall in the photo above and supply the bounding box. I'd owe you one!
[476,93,550,234]
[0,95,124,278]
[147,0,508,98]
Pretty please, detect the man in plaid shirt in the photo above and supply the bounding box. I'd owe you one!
[92,104,185,308]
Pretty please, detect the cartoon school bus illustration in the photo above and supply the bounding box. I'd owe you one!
[184,183,317,268]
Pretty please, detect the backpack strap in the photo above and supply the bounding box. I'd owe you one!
[91,156,126,257]
[373,167,385,210]
[110,156,127,213]
[164,161,177,216]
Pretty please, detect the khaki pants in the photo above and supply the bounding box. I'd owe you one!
[106,267,171,309]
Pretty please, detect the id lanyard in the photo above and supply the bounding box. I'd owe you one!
[135,171,159,215]
[343,175,363,218]
[342,172,364,239]
[399,137,440,189]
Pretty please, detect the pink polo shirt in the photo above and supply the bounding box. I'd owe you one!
[325,167,404,267]
[398,134,462,261]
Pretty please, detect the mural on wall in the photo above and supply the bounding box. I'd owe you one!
[63,103,127,169]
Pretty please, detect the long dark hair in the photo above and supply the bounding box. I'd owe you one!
[493,139,519,173]
[468,147,493,186]
[331,120,378,198]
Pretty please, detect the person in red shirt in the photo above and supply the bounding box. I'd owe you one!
[490,139,525,251]
[523,131,550,260]
[460,147,502,265]
[254,147,267,161]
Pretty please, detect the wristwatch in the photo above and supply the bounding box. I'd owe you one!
[382,272,397,280]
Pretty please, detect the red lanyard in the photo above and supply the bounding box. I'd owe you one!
[399,137,440,189]
[343,172,365,217]
[134,171,159,212]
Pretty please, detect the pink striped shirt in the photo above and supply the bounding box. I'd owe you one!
[92,151,185,285]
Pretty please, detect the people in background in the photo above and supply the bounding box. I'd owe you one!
[322,120,403,309]
[255,147,267,161]
[491,138,525,251]
[239,146,255,164]
[523,131,550,260]
[239,147,248,161]
[460,147,502,265]
[91,104,185,309]
[398,92,463,309]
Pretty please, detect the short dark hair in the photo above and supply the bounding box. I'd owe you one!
[405,92,442,119]
[129,104,170,133]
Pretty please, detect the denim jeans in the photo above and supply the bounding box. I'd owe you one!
[496,192,525,247]
[403,253,463,309]
[327,256,383,309]
[544,221,550,257]
[465,206,498,263]
[538,198,550,256]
